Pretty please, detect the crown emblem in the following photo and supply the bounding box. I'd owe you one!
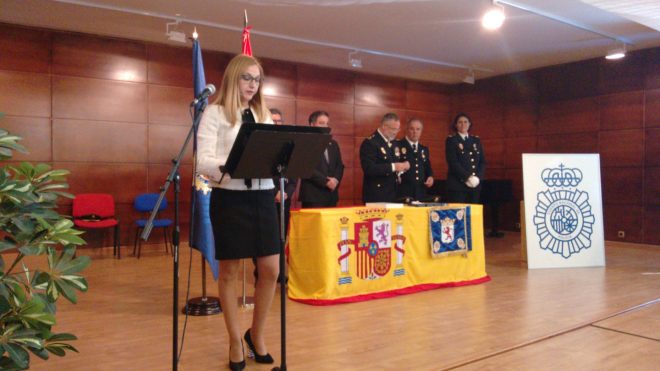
[441,216,455,228]
[541,164,583,187]
[340,216,349,224]
[356,207,388,220]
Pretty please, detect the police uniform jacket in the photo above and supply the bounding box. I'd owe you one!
[445,133,486,192]
[300,139,344,206]
[397,139,433,201]
[360,131,401,203]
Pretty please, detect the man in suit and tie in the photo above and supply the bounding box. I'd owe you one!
[397,118,434,201]
[360,113,410,203]
[300,111,345,208]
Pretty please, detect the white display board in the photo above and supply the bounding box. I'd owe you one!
[522,154,605,269]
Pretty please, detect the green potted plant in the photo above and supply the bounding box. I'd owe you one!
[0,116,90,369]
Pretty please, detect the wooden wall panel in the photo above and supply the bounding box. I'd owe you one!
[599,91,644,130]
[53,33,147,82]
[355,75,406,108]
[263,96,296,124]
[481,138,505,169]
[402,110,450,135]
[53,119,147,163]
[0,71,51,117]
[148,85,192,125]
[644,206,660,244]
[504,136,536,169]
[353,167,364,203]
[601,167,643,205]
[537,132,598,153]
[645,128,660,167]
[200,51,231,89]
[0,117,51,162]
[147,44,191,88]
[537,59,600,102]
[294,100,354,136]
[338,168,354,201]
[644,48,660,89]
[603,204,643,243]
[405,80,451,113]
[599,51,646,95]
[644,167,660,206]
[52,76,147,122]
[503,104,537,138]
[504,168,523,200]
[147,164,193,204]
[261,59,297,98]
[147,125,194,164]
[354,106,406,138]
[297,65,354,104]
[0,24,50,73]
[58,162,148,204]
[538,97,600,135]
[426,139,446,177]
[599,129,643,167]
[645,89,660,128]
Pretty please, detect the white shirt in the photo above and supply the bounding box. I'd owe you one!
[196,104,274,190]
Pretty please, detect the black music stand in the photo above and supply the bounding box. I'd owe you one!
[221,123,331,371]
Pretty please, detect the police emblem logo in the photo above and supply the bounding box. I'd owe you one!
[394,147,400,157]
[421,150,426,159]
[534,164,595,259]
[458,143,463,150]
[401,147,407,155]
[380,147,386,154]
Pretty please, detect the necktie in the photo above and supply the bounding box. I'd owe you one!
[412,143,417,152]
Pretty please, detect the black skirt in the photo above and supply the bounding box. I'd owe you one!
[210,188,280,260]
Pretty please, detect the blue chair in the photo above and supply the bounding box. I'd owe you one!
[133,193,173,258]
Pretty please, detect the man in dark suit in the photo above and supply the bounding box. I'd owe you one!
[300,111,345,208]
[445,112,486,203]
[397,118,434,201]
[360,112,410,203]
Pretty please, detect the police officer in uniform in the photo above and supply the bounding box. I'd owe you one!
[397,118,434,201]
[360,113,410,203]
[445,112,486,203]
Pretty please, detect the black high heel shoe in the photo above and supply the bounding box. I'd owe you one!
[244,329,274,364]
[228,340,246,371]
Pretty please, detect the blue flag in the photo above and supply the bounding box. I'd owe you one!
[190,38,219,280]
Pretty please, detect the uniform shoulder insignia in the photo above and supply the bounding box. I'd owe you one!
[474,135,480,138]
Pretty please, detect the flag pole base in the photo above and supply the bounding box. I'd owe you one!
[182,296,221,316]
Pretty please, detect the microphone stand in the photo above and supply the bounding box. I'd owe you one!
[141,100,208,371]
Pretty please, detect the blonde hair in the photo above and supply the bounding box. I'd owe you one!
[213,54,270,125]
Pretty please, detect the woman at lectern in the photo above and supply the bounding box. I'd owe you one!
[445,112,486,203]
[197,54,278,371]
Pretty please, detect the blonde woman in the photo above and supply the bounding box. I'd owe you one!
[197,54,278,371]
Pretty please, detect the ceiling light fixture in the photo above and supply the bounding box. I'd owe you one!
[462,69,476,84]
[348,51,362,69]
[605,43,626,60]
[482,0,505,30]
[166,20,187,43]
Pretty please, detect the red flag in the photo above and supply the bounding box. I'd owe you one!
[242,26,252,56]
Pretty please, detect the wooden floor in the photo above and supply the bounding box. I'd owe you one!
[24,233,659,370]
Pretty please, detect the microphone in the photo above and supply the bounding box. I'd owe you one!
[192,84,216,105]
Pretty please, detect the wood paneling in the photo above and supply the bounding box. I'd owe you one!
[538,97,600,135]
[504,136,536,169]
[147,44,191,87]
[0,71,51,117]
[0,24,50,73]
[147,164,193,204]
[537,59,600,102]
[354,106,406,138]
[504,104,537,138]
[405,80,451,112]
[601,167,643,205]
[644,206,660,244]
[53,33,147,82]
[334,135,355,169]
[645,128,660,167]
[537,132,598,153]
[599,91,644,130]
[58,162,148,204]
[295,100,354,136]
[645,89,660,128]
[644,167,660,206]
[200,51,231,89]
[599,129,643,167]
[147,125,194,164]
[599,51,646,95]
[603,204,643,243]
[148,85,192,125]
[263,96,296,124]
[52,119,147,163]
[353,166,364,203]
[297,64,354,104]
[52,76,147,122]
[644,48,660,89]
[403,110,450,134]
[261,58,297,98]
[338,168,354,201]
[355,75,406,108]
[481,138,505,169]
[504,168,523,200]
[0,116,51,162]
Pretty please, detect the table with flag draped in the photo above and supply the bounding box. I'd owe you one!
[288,204,490,305]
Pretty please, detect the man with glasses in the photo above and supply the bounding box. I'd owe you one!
[359,112,410,203]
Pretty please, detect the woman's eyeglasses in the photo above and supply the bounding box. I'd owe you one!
[240,74,262,84]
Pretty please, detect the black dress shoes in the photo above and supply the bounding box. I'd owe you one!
[244,329,274,364]
[228,340,246,371]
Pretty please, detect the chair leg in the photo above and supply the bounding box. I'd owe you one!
[115,224,120,259]
[163,227,169,255]
[134,227,141,256]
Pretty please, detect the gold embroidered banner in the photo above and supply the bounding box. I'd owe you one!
[288,204,489,305]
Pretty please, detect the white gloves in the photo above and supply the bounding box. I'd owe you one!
[465,175,480,188]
